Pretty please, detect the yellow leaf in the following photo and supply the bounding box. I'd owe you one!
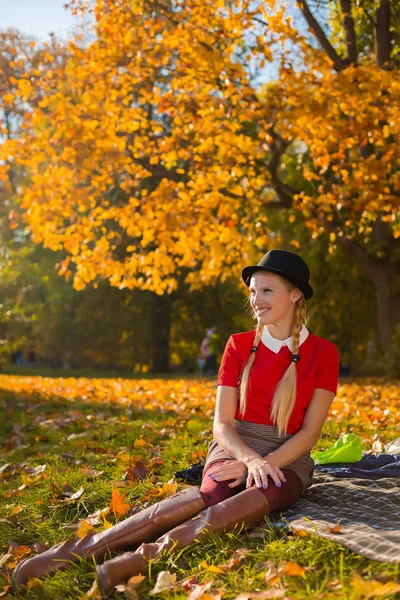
[352,574,400,598]
[200,560,225,573]
[134,438,147,448]
[161,482,178,497]
[76,520,94,539]
[27,578,41,590]
[101,514,113,530]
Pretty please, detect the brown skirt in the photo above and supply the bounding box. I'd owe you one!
[204,420,314,494]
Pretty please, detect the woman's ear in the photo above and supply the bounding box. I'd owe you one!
[291,290,301,303]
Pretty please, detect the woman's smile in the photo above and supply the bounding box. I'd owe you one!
[255,307,270,316]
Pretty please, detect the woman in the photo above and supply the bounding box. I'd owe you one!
[13,249,339,596]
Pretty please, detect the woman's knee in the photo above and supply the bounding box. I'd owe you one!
[260,469,302,512]
[200,460,246,507]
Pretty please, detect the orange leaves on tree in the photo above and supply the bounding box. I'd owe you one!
[109,487,131,519]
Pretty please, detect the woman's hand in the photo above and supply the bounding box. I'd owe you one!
[245,455,287,489]
[207,460,248,488]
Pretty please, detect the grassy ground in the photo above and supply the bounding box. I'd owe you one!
[0,375,399,599]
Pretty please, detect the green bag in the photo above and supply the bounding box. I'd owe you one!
[311,433,363,465]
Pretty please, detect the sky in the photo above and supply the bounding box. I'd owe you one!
[0,0,82,39]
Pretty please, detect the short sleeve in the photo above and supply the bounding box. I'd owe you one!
[315,343,340,394]
[217,335,243,388]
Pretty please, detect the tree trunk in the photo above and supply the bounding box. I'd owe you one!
[371,261,396,353]
[151,292,174,373]
[339,238,398,353]
[375,0,391,67]
[339,0,358,63]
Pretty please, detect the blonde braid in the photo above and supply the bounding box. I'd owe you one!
[239,322,263,417]
[270,295,308,435]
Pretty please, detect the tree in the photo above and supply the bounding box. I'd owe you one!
[259,0,400,352]
[1,0,399,358]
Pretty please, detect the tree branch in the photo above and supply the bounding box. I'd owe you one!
[339,0,358,63]
[358,1,376,27]
[266,128,296,208]
[298,0,349,71]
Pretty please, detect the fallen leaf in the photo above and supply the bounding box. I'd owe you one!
[115,575,146,600]
[351,573,400,598]
[128,575,146,587]
[27,578,41,590]
[234,591,286,599]
[160,482,178,497]
[149,571,176,595]
[178,574,200,591]
[25,464,47,476]
[80,467,104,478]
[326,522,343,534]
[109,488,131,518]
[371,439,383,453]
[0,586,11,597]
[288,526,308,537]
[186,581,214,599]
[282,562,306,577]
[76,520,94,539]
[222,547,250,569]
[8,544,30,559]
[265,561,282,586]
[134,438,148,448]
[87,579,102,598]
[9,506,24,517]
[0,554,12,568]
[62,483,75,496]
[86,507,110,525]
[200,561,225,574]
[62,485,84,502]
[101,513,113,530]
[125,460,149,482]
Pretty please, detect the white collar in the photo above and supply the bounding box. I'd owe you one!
[260,324,309,354]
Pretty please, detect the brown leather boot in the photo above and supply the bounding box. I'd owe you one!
[97,486,270,596]
[12,486,205,593]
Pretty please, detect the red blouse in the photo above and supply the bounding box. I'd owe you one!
[217,330,340,434]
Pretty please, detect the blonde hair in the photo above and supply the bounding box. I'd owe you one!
[239,289,308,436]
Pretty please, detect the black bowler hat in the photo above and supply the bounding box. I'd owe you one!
[241,249,313,300]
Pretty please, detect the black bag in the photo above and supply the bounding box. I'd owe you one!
[175,462,204,485]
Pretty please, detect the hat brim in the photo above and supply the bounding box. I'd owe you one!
[241,266,313,300]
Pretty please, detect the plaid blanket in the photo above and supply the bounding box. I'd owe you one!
[278,472,400,564]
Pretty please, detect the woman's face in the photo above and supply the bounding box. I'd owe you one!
[249,271,300,327]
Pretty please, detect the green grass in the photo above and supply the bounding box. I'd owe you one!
[0,379,399,599]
